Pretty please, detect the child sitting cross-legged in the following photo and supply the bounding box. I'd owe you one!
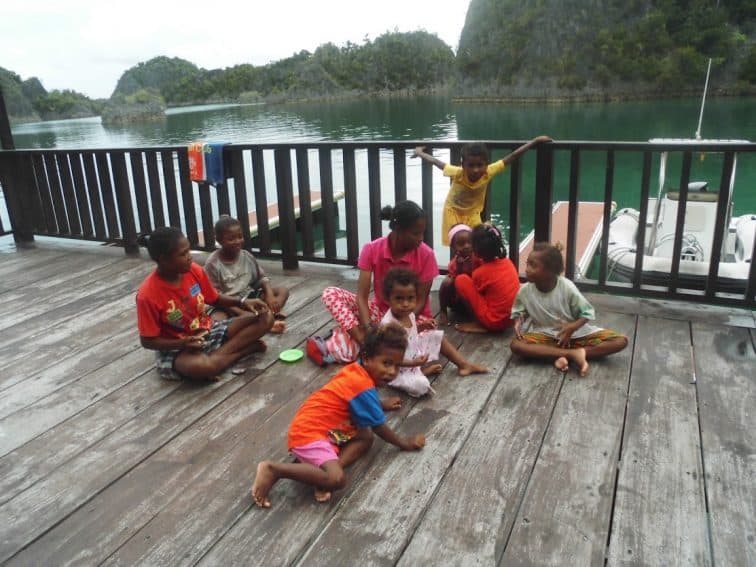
[510,242,628,376]
[205,215,288,332]
[136,227,274,382]
[438,223,481,326]
[380,267,488,397]
[251,323,425,508]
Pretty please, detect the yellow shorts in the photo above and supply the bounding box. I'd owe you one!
[520,329,624,348]
[442,207,482,245]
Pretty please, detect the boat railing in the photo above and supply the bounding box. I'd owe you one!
[0,139,754,308]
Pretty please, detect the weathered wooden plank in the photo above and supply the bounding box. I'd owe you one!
[0,250,93,291]
[693,323,756,566]
[0,368,180,506]
[588,292,755,329]
[0,295,136,387]
[8,304,337,565]
[607,316,710,565]
[0,346,152,457]
[0,261,149,344]
[108,321,462,565]
[501,312,636,565]
[0,253,138,320]
[0,371,260,564]
[263,334,509,566]
[397,338,562,565]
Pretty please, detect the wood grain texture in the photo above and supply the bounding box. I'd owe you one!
[607,316,710,566]
[693,323,756,566]
[502,312,635,566]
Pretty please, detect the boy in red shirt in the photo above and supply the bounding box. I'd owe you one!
[136,227,274,381]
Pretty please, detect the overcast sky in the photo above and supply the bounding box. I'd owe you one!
[1,0,471,99]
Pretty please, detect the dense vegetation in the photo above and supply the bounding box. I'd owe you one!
[457,0,756,99]
[0,67,103,122]
[3,1,756,123]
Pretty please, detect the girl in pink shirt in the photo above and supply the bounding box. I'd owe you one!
[309,200,439,365]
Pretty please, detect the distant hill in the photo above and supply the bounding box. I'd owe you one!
[456,0,756,100]
[0,66,102,123]
[5,2,756,124]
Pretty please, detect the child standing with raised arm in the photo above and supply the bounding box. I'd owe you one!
[381,268,487,397]
[205,215,288,327]
[414,136,551,245]
[251,324,425,508]
[510,242,628,376]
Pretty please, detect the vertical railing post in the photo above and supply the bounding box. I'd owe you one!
[533,143,554,243]
[274,148,298,270]
[111,152,140,255]
[0,87,14,151]
[0,152,36,243]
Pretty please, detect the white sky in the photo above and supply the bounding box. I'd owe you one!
[0,0,470,99]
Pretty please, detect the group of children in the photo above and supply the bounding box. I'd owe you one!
[136,136,627,510]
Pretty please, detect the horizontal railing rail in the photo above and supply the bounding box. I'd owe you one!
[0,140,753,307]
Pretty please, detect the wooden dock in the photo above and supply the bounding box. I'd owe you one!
[0,238,754,566]
[197,190,345,247]
[519,201,607,277]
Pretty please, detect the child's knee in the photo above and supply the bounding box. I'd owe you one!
[325,468,347,490]
[510,339,526,355]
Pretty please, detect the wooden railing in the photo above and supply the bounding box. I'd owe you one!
[0,141,754,307]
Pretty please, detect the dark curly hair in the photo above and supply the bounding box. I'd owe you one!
[138,227,185,262]
[379,200,425,231]
[360,322,408,359]
[382,268,419,300]
[461,143,490,164]
[472,223,507,262]
[532,242,564,275]
[214,215,241,241]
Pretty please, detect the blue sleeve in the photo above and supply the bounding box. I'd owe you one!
[348,388,386,428]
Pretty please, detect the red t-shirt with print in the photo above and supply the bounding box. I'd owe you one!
[136,263,219,339]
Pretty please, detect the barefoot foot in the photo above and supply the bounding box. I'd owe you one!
[251,461,277,508]
[314,488,332,503]
[570,348,589,377]
[554,356,569,373]
[271,320,286,334]
[458,362,488,376]
[454,322,489,334]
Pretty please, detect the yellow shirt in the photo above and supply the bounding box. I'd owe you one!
[441,161,506,244]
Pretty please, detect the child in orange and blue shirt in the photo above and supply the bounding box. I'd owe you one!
[251,323,426,508]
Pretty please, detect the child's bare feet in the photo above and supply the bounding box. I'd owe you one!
[314,488,332,503]
[554,356,569,373]
[271,320,286,334]
[251,461,276,508]
[454,321,489,334]
[422,362,443,376]
[458,362,488,376]
[569,348,589,376]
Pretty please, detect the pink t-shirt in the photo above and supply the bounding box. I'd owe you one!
[357,236,439,318]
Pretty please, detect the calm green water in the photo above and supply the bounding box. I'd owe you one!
[9,96,756,246]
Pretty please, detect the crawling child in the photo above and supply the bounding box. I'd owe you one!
[251,323,425,508]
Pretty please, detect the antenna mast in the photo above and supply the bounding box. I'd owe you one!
[695,58,712,140]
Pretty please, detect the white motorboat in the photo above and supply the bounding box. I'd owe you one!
[606,138,755,292]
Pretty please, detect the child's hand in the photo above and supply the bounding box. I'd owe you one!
[412,146,426,158]
[381,396,402,411]
[409,353,430,367]
[557,321,577,347]
[402,434,425,451]
[534,135,553,144]
[514,316,525,339]
[184,333,206,352]
[417,318,437,332]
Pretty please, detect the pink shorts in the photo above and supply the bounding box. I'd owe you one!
[290,439,339,467]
